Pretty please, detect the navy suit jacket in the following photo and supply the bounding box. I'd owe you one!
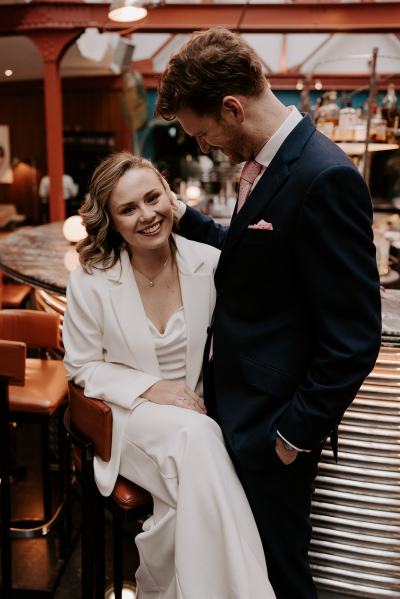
[178,115,381,470]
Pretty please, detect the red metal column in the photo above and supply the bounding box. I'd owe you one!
[28,31,79,222]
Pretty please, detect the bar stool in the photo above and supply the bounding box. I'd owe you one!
[0,309,69,595]
[65,382,152,599]
[0,270,31,309]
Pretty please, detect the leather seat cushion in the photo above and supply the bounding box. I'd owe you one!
[2,284,31,308]
[71,447,151,511]
[9,358,67,414]
[112,476,152,511]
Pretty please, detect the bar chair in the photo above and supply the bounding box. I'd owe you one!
[0,270,31,309]
[0,309,69,595]
[65,382,152,599]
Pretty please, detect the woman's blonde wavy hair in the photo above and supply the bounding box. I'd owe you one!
[77,152,175,273]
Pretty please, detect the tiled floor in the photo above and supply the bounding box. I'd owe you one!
[52,522,353,599]
[53,531,352,599]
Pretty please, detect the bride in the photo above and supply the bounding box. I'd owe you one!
[63,151,275,599]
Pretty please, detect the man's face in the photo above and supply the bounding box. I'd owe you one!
[176,106,248,164]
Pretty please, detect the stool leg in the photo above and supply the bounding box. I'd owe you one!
[94,492,105,599]
[0,379,12,593]
[41,416,52,522]
[113,510,124,599]
[81,449,96,599]
[57,409,68,559]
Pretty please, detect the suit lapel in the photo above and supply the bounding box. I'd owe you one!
[216,115,316,277]
[108,251,161,377]
[218,159,289,271]
[176,236,210,390]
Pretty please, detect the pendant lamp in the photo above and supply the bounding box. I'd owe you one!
[108,0,148,23]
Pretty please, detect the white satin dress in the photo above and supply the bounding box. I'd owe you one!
[118,307,276,599]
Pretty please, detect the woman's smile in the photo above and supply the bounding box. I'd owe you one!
[138,220,163,236]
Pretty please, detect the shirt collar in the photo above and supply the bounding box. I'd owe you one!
[255,106,303,168]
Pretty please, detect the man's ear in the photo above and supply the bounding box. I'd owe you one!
[221,95,245,122]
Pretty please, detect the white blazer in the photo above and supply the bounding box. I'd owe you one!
[63,235,220,496]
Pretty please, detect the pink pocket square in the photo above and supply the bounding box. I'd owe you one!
[248,219,274,230]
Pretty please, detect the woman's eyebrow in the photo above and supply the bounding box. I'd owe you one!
[143,188,159,199]
[117,188,159,209]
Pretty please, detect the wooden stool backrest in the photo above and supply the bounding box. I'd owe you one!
[0,309,59,349]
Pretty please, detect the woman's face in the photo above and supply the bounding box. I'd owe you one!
[109,167,174,254]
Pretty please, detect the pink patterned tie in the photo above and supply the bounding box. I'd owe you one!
[237,160,263,212]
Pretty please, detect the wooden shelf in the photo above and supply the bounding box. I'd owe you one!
[337,142,399,156]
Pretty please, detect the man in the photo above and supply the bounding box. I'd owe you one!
[156,28,381,599]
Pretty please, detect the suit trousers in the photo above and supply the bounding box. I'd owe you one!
[235,446,321,599]
[119,401,276,599]
[203,357,320,599]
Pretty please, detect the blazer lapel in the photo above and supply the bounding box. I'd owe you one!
[107,251,161,377]
[176,236,211,391]
[216,114,316,276]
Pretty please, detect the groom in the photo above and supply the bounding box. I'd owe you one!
[156,27,381,598]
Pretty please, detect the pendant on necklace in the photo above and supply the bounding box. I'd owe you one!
[149,281,155,287]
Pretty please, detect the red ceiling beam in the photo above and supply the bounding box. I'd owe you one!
[2,71,400,93]
[140,4,400,33]
[1,2,400,35]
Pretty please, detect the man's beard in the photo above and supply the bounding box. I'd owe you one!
[222,129,250,164]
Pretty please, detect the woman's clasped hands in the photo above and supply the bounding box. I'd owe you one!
[142,380,207,415]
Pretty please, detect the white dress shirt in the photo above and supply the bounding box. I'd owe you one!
[251,106,302,191]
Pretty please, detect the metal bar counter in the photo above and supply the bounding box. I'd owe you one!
[310,293,400,597]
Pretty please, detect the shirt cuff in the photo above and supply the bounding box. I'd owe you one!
[277,431,312,453]
[174,199,187,221]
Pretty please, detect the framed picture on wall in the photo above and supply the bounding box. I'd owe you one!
[0,125,13,184]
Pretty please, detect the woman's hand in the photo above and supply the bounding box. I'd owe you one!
[142,380,207,414]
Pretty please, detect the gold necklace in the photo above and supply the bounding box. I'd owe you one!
[132,253,171,287]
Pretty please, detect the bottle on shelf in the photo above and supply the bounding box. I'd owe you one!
[315,91,340,140]
[381,83,399,130]
[370,108,387,143]
[336,100,358,141]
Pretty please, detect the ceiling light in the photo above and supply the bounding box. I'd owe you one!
[314,79,323,91]
[4,69,13,77]
[296,80,303,91]
[108,0,148,23]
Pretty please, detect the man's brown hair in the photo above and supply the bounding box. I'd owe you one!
[156,27,265,120]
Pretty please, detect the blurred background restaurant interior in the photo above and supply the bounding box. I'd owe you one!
[1,1,400,598]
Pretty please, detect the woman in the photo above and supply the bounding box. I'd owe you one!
[63,152,275,599]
